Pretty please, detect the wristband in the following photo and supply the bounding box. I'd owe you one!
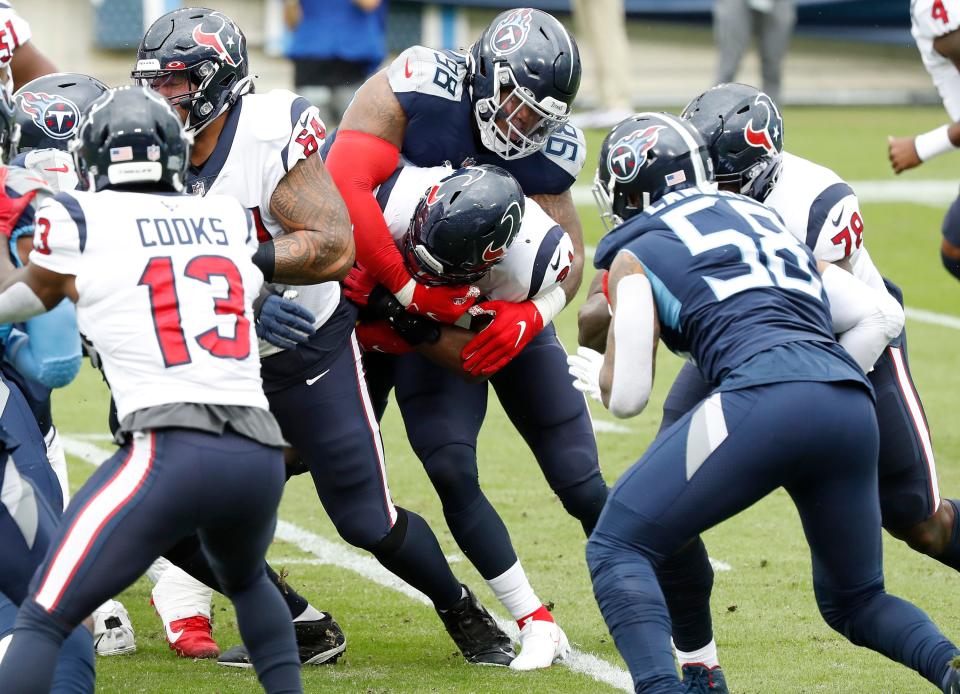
[531,285,566,325]
[252,239,275,282]
[915,124,958,162]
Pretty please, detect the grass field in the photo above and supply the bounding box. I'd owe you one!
[52,106,960,693]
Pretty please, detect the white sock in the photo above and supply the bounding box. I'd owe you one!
[44,426,69,509]
[675,638,720,668]
[485,560,541,621]
[293,604,325,623]
[146,557,172,584]
[152,565,213,622]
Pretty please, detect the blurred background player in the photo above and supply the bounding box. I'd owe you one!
[133,7,513,668]
[325,8,608,664]
[347,162,581,669]
[0,84,302,694]
[713,0,795,104]
[569,0,632,129]
[889,0,960,282]
[583,110,960,694]
[283,0,387,127]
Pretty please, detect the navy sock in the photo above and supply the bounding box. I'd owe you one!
[443,493,518,581]
[264,564,309,620]
[657,537,715,652]
[373,507,463,610]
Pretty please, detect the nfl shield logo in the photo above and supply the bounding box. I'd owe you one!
[146,145,161,162]
[191,179,205,196]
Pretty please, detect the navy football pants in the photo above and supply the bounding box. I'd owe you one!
[368,322,607,581]
[0,428,301,694]
[588,381,957,693]
[0,375,93,693]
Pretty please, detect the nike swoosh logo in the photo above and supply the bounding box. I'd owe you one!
[45,165,70,173]
[549,248,562,271]
[306,369,330,386]
[165,624,184,643]
[404,58,413,79]
[831,206,844,227]
[513,321,527,349]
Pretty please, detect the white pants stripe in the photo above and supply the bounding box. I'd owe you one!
[35,432,156,612]
[888,347,940,510]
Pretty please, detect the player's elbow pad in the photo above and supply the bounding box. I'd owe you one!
[35,355,82,388]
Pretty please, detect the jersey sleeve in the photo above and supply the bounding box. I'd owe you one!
[0,4,30,70]
[480,197,573,302]
[388,46,467,114]
[540,124,587,184]
[912,0,960,38]
[282,96,327,173]
[805,183,864,265]
[28,194,82,275]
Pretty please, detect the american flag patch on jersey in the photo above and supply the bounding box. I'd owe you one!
[665,170,686,186]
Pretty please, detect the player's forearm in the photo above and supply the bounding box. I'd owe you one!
[578,271,611,350]
[270,228,354,284]
[417,325,485,382]
[10,42,57,89]
[531,190,585,303]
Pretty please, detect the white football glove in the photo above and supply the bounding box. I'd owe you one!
[567,346,603,402]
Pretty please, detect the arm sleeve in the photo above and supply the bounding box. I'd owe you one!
[4,298,81,388]
[821,263,904,372]
[607,273,656,418]
[324,129,407,292]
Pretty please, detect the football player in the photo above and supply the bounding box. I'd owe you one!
[0,84,94,692]
[325,8,608,663]
[347,163,578,669]
[0,85,302,694]
[131,7,512,667]
[888,0,960,280]
[6,70,140,658]
[0,2,57,96]
[582,111,960,694]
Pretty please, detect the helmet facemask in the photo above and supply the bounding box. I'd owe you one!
[473,63,568,161]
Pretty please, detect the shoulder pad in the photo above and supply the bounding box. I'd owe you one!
[388,46,467,102]
[912,0,960,37]
[541,124,586,180]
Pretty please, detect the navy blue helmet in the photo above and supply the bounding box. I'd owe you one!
[469,8,580,160]
[131,7,251,133]
[72,86,192,193]
[681,83,783,201]
[593,112,714,231]
[402,165,525,286]
[14,73,108,153]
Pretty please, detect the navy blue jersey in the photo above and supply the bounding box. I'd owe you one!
[595,188,866,389]
[383,46,585,196]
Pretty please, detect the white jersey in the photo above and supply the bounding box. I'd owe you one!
[764,151,885,291]
[186,89,339,357]
[912,0,960,119]
[378,163,574,305]
[29,189,269,422]
[0,3,30,95]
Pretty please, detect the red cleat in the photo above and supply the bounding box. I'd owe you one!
[164,615,220,659]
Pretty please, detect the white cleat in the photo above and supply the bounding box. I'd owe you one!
[509,619,570,671]
[92,599,136,656]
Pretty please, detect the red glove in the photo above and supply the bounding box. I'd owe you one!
[461,300,544,376]
[401,281,480,324]
[355,320,414,354]
[342,264,377,307]
[0,168,40,239]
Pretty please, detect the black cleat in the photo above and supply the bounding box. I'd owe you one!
[943,655,960,693]
[217,612,346,668]
[681,663,729,693]
[437,584,515,666]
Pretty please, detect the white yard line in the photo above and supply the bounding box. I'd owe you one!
[61,435,634,693]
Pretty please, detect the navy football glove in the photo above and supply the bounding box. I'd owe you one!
[254,291,316,350]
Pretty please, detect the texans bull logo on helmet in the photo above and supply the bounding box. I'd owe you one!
[425,167,488,206]
[743,94,783,155]
[191,11,244,68]
[17,91,80,141]
[607,125,665,183]
[491,8,533,56]
[481,199,522,263]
